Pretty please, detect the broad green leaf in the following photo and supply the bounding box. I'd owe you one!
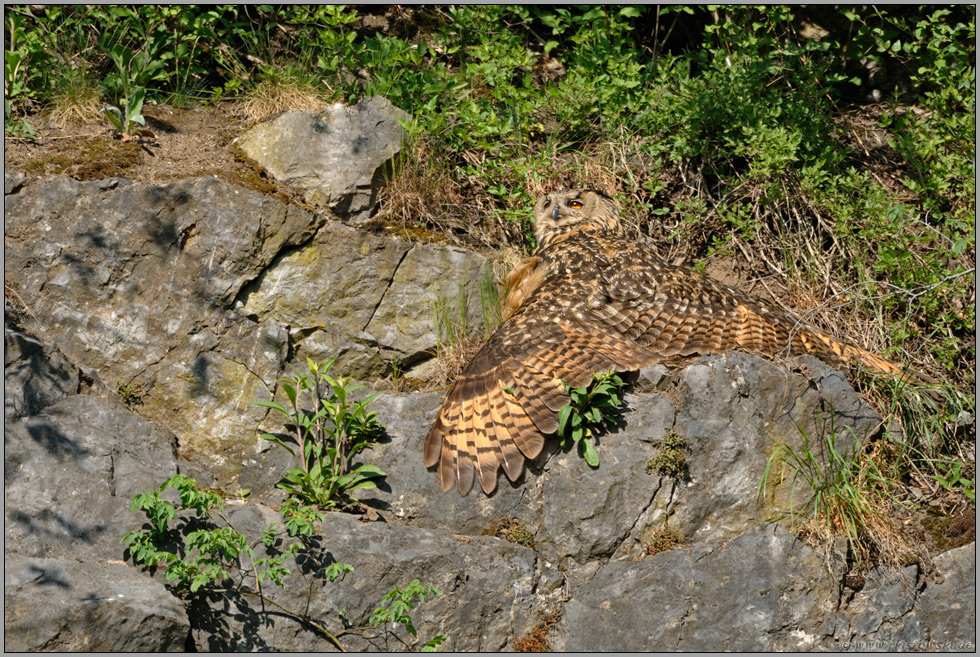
[582,439,600,467]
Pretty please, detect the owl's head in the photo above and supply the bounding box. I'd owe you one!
[533,189,622,251]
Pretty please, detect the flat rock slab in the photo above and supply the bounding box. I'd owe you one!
[236,96,410,221]
[4,555,189,652]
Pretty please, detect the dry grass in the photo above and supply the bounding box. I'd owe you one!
[374,136,473,244]
[482,516,537,549]
[44,73,103,128]
[514,612,560,652]
[768,435,933,573]
[637,526,685,559]
[235,75,329,123]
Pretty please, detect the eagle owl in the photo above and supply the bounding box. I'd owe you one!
[424,189,924,495]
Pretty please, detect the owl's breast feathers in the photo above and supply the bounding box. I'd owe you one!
[424,203,933,496]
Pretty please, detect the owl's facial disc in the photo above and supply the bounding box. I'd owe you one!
[549,194,584,221]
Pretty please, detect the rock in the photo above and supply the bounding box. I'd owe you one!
[557,524,842,652]
[663,352,881,547]
[235,97,411,221]
[4,394,179,561]
[3,173,323,488]
[186,505,539,652]
[4,554,189,652]
[363,241,493,363]
[4,170,495,490]
[4,167,26,194]
[4,174,320,384]
[137,313,289,488]
[241,222,492,377]
[838,542,976,651]
[4,322,83,420]
[912,543,976,648]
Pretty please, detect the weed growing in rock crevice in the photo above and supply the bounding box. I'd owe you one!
[646,428,688,478]
[254,356,386,509]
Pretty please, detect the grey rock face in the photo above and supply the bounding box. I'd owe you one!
[558,524,841,652]
[4,323,83,420]
[4,555,190,652]
[4,174,320,384]
[5,172,490,487]
[235,96,411,221]
[4,394,179,561]
[186,505,539,652]
[837,542,976,651]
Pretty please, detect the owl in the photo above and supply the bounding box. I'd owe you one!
[424,189,927,495]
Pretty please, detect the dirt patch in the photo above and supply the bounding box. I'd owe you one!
[4,103,299,199]
[921,505,976,554]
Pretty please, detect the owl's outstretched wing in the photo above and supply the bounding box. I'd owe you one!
[592,240,924,379]
[423,270,659,495]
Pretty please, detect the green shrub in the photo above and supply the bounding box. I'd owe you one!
[254,357,386,509]
[122,474,446,650]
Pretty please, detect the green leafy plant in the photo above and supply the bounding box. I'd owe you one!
[254,357,386,509]
[557,371,627,467]
[115,380,144,409]
[121,474,319,594]
[101,86,145,136]
[122,474,445,650]
[933,459,976,505]
[370,579,445,647]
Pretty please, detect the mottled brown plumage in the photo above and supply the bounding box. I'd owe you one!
[424,189,926,495]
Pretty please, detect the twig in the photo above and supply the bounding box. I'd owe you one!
[785,268,976,351]
[213,586,348,651]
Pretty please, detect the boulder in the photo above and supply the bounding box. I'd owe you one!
[4,555,189,652]
[4,394,179,561]
[235,96,411,221]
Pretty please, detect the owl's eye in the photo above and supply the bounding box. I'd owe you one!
[568,200,583,209]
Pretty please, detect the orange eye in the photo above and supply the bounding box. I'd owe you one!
[568,200,583,209]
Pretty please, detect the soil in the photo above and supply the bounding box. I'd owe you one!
[4,103,306,206]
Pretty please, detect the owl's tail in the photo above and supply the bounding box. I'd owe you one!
[796,326,937,385]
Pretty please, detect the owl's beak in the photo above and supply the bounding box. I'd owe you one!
[551,205,561,220]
